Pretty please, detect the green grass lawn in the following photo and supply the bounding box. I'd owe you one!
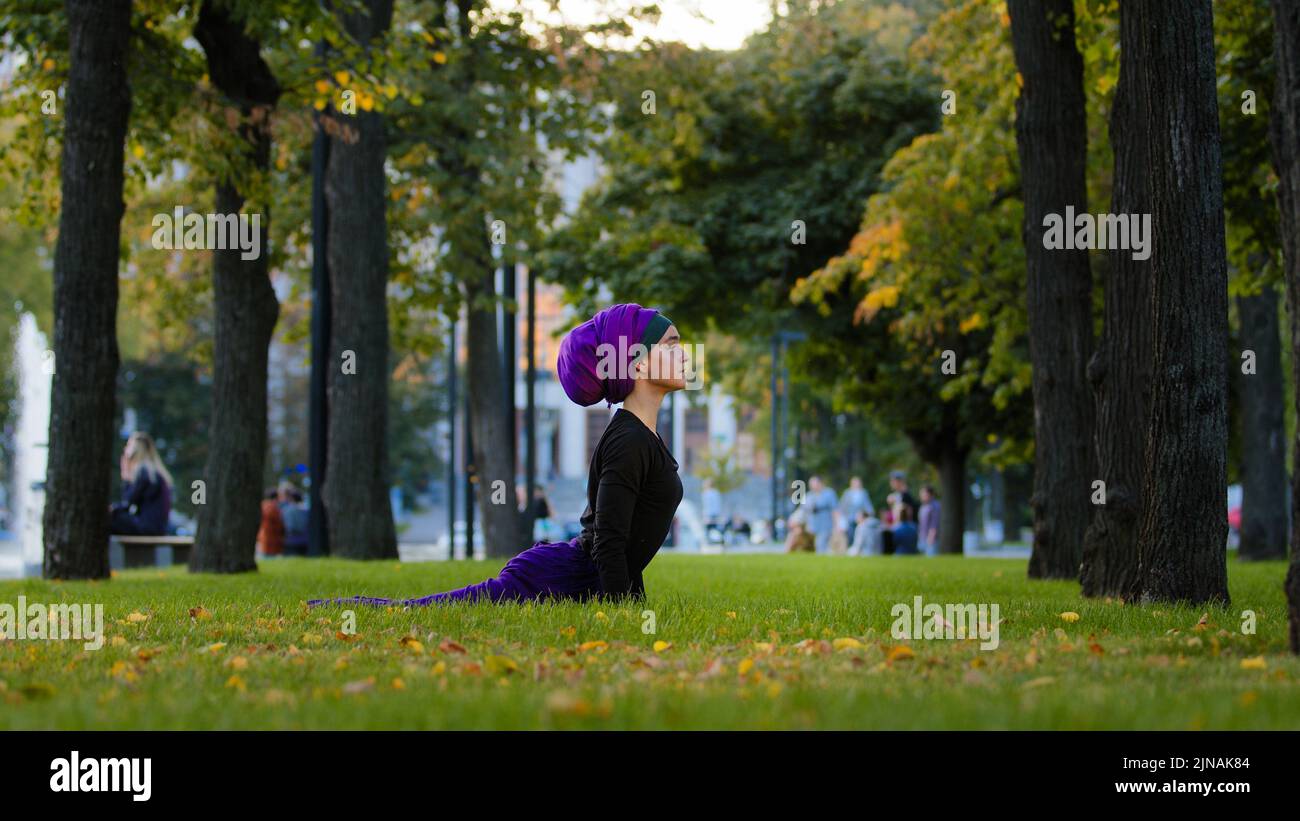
[0,553,1295,729]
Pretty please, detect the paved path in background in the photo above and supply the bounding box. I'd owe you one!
[0,535,1032,578]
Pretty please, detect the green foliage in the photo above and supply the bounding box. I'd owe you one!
[541,0,939,338]
[694,443,747,496]
[378,0,620,338]
[793,0,1031,465]
[1215,0,1279,294]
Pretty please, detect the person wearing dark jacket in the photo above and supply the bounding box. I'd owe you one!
[891,503,920,556]
[109,431,173,536]
[279,484,309,556]
[309,303,685,608]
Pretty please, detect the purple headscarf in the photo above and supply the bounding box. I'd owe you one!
[557,303,672,408]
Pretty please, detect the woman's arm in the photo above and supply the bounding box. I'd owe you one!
[591,434,645,600]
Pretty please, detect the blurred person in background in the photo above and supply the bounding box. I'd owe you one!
[109,431,173,537]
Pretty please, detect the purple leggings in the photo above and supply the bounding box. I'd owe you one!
[306,536,602,608]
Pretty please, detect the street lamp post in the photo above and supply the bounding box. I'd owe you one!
[772,329,806,535]
[770,335,779,537]
[447,318,456,560]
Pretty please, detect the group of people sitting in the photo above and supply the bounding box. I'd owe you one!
[783,470,942,556]
[257,482,309,557]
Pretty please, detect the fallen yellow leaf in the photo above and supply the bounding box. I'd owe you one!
[399,636,424,653]
[485,655,519,675]
[886,645,915,662]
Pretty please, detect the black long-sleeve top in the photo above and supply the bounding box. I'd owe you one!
[110,468,172,536]
[578,408,683,601]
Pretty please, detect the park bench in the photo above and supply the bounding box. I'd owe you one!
[109,535,195,570]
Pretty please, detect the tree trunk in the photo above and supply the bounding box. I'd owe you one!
[465,249,525,558]
[1007,0,1095,581]
[1236,285,1287,560]
[1269,0,1300,650]
[322,0,398,559]
[190,0,281,574]
[1129,0,1230,605]
[1080,3,1152,599]
[936,440,966,555]
[42,0,131,580]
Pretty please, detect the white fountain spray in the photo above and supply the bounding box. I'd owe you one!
[12,312,52,578]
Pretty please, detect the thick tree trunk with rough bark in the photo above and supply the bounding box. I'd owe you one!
[42,0,131,580]
[1269,0,1300,650]
[1129,0,1230,606]
[1236,285,1287,560]
[322,0,398,559]
[1080,3,1151,599]
[190,0,281,573]
[1008,0,1096,581]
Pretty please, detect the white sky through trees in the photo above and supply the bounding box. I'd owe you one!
[509,0,773,50]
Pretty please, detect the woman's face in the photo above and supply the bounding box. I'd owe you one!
[636,323,688,390]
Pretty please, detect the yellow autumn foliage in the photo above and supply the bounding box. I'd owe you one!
[859,284,901,321]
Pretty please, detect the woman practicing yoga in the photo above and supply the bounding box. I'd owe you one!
[307,303,686,608]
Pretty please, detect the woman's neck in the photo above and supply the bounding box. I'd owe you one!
[622,387,667,435]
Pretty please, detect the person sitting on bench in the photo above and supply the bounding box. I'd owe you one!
[109,431,173,537]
